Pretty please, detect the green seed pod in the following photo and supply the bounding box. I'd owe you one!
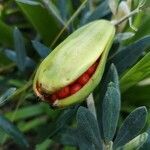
[33,20,115,108]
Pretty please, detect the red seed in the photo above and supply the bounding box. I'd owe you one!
[77,73,90,86]
[86,62,98,75]
[70,83,82,95]
[57,86,70,99]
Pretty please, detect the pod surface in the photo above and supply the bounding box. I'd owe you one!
[33,20,115,108]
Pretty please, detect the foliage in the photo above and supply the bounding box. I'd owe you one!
[0,0,149,149]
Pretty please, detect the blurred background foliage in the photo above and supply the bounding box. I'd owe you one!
[0,0,150,149]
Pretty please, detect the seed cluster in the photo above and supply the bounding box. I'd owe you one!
[50,60,99,102]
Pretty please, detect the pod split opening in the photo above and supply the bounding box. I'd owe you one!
[33,20,116,108]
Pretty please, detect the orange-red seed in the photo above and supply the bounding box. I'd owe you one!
[77,73,90,86]
[86,62,98,75]
[57,86,70,99]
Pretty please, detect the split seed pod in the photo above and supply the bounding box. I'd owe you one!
[33,20,115,108]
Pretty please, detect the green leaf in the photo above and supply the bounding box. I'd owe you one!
[140,129,150,150]
[109,36,150,75]
[0,20,13,47]
[0,114,29,149]
[13,27,27,72]
[122,84,150,106]
[36,139,52,150]
[114,107,148,148]
[18,116,47,132]
[117,132,148,150]
[5,103,51,121]
[121,52,150,92]
[16,0,62,45]
[77,107,103,150]
[0,88,16,107]
[126,15,150,43]
[102,82,121,142]
[32,40,50,58]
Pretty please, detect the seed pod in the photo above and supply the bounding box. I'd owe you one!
[33,20,115,108]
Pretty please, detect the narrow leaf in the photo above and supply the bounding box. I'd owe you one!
[60,127,79,146]
[77,107,103,150]
[42,0,66,27]
[32,40,50,58]
[56,0,69,21]
[140,129,150,150]
[0,88,16,107]
[5,103,49,121]
[81,1,110,25]
[117,132,148,150]
[13,28,27,72]
[121,52,150,92]
[16,0,40,5]
[114,107,147,148]
[61,127,96,149]
[5,49,35,71]
[16,0,62,45]
[94,64,119,138]
[115,32,135,43]
[109,36,150,75]
[49,106,78,138]
[102,82,121,142]
[0,114,29,148]
[0,20,13,47]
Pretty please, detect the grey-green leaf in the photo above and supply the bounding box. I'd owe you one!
[60,127,94,150]
[117,132,148,150]
[0,114,29,149]
[16,0,41,5]
[0,88,16,107]
[94,64,119,138]
[49,106,78,138]
[77,107,103,150]
[32,40,50,58]
[114,107,148,148]
[60,127,79,146]
[82,1,110,25]
[5,49,35,71]
[102,82,121,142]
[13,27,27,72]
[139,128,150,150]
[109,36,150,75]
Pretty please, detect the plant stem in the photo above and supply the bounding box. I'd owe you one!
[50,0,88,47]
[86,93,97,119]
[104,141,113,150]
[111,8,139,26]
